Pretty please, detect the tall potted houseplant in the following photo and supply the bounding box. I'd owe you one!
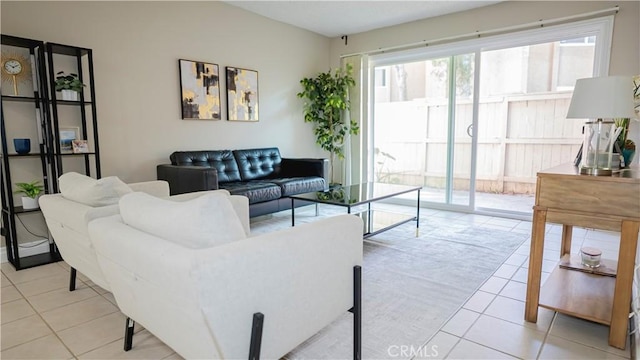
[297,64,359,184]
[14,180,44,210]
[55,71,85,101]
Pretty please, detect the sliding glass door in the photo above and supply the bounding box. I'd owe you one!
[368,17,612,216]
[372,54,474,207]
[474,39,592,213]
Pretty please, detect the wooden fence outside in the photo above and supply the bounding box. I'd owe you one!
[374,92,583,194]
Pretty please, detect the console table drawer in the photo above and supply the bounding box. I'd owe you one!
[537,176,640,219]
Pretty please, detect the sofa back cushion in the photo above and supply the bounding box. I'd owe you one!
[119,191,246,249]
[170,150,241,183]
[59,172,132,207]
[233,148,282,181]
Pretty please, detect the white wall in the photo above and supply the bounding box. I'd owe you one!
[329,0,640,163]
[1,1,331,182]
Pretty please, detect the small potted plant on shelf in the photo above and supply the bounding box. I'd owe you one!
[54,71,85,101]
[14,180,44,210]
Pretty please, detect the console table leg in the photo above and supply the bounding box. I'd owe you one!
[525,208,546,323]
[561,225,573,257]
[609,220,640,349]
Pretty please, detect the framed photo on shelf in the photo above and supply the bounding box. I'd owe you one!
[59,126,79,153]
[226,66,259,121]
[72,139,89,153]
[178,59,221,120]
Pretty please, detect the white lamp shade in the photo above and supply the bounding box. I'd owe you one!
[566,76,636,119]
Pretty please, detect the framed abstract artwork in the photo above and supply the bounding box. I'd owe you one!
[226,66,259,121]
[179,59,221,120]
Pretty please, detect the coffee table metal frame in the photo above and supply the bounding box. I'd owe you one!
[290,183,421,238]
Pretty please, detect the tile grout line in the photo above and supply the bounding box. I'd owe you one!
[413,334,462,360]
[2,268,79,358]
[438,242,522,354]
[3,260,177,359]
[1,266,123,359]
[543,319,631,358]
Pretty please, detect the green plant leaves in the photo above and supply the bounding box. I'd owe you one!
[54,71,85,92]
[14,180,44,198]
[298,64,359,182]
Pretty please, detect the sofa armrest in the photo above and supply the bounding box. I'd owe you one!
[197,214,362,358]
[40,194,111,235]
[128,180,170,198]
[280,158,329,189]
[157,164,219,195]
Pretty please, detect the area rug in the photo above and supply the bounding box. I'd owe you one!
[250,207,529,359]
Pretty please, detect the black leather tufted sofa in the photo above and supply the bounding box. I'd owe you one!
[157,147,329,217]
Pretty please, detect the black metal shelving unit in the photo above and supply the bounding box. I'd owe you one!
[46,42,101,193]
[1,34,61,270]
[1,36,101,270]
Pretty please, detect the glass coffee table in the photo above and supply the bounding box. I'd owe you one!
[289,182,421,238]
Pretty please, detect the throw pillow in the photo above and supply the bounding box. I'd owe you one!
[59,172,132,207]
[119,191,246,249]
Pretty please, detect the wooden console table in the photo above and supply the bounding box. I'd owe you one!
[525,163,640,349]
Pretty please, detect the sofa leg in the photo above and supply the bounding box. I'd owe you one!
[353,265,362,360]
[249,312,264,360]
[69,268,77,291]
[124,317,135,351]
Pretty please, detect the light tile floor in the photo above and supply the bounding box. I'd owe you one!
[0,206,634,359]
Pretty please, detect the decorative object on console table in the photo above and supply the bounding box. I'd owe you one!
[622,142,636,167]
[226,66,259,121]
[566,76,636,176]
[14,180,44,210]
[1,51,31,95]
[12,138,31,154]
[58,126,79,153]
[178,59,221,120]
[54,71,84,101]
[297,64,359,184]
[580,247,602,268]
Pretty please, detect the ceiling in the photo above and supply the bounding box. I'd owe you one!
[224,1,503,38]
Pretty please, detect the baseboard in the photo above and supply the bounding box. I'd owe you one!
[0,239,50,264]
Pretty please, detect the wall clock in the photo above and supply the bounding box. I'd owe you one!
[1,52,31,96]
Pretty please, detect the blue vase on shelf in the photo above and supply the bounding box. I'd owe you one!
[13,138,31,154]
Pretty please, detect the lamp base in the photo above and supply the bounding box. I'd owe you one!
[579,166,613,176]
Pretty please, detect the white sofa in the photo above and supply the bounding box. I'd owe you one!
[39,174,249,292]
[88,191,364,359]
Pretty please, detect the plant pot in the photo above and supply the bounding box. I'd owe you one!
[21,196,39,210]
[61,90,79,101]
[13,138,31,154]
[622,148,636,167]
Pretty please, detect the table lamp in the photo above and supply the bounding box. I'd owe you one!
[567,76,636,175]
